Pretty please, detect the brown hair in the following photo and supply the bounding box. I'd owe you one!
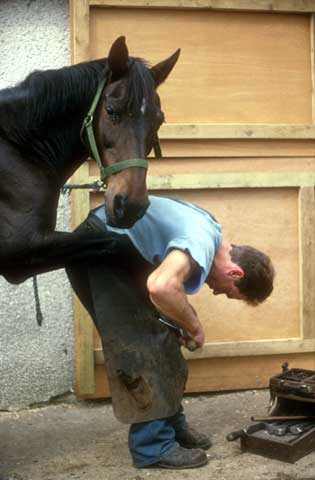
[230,245,275,305]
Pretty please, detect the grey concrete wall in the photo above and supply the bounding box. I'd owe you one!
[0,0,76,409]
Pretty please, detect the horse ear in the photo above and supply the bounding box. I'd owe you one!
[108,36,129,80]
[150,49,181,87]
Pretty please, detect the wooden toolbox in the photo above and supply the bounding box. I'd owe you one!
[230,365,315,463]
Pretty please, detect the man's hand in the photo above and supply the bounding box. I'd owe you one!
[147,250,205,349]
[178,327,205,351]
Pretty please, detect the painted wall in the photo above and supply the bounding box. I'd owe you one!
[0,0,75,409]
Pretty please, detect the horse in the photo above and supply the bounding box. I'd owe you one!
[0,36,180,285]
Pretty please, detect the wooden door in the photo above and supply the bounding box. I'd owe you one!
[70,0,315,397]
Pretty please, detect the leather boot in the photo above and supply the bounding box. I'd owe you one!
[176,426,212,450]
[149,445,208,469]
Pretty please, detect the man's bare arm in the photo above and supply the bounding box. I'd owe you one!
[146,250,205,348]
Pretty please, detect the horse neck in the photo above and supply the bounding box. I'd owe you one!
[0,59,107,185]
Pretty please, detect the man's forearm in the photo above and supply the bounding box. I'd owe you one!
[146,249,205,347]
[149,288,202,338]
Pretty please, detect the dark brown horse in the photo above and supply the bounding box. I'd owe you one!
[0,36,180,285]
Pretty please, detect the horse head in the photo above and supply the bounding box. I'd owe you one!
[92,36,180,228]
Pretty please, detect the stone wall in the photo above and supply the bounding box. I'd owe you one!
[0,0,75,409]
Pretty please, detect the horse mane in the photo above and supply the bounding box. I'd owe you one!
[22,63,105,125]
[0,60,105,144]
[0,56,154,163]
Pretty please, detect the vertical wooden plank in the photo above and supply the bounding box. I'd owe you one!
[311,14,315,123]
[299,187,315,339]
[72,163,96,395]
[70,0,94,394]
[74,297,96,395]
[72,164,91,227]
[70,0,90,64]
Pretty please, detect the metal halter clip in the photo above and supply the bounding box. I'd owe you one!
[83,114,93,128]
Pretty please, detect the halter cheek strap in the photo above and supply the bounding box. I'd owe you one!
[81,77,151,184]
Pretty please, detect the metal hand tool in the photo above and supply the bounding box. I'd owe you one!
[226,422,266,441]
[158,317,197,351]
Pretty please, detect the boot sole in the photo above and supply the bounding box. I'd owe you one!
[178,441,212,451]
[147,456,208,470]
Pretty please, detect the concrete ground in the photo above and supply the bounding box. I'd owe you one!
[1,390,315,480]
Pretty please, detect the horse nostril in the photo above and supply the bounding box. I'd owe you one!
[113,193,128,220]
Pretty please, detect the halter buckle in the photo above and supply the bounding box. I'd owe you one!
[83,114,93,128]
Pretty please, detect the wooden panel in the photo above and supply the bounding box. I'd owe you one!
[90,9,312,124]
[147,173,315,189]
[89,139,315,177]
[91,157,315,177]
[164,188,300,342]
[90,187,300,342]
[73,296,95,394]
[299,187,315,339]
[151,139,315,158]
[70,0,90,63]
[89,172,315,189]
[175,139,314,157]
[311,14,315,122]
[185,354,315,393]
[85,352,315,398]
[90,0,315,13]
[148,158,315,176]
[81,365,111,399]
[94,339,315,364]
[158,124,315,139]
[71,163,96,394]
[185,338,315,360]
[88,138,315,172]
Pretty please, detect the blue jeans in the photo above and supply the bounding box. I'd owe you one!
[128,405,187,467]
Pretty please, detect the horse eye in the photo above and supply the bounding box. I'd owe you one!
[105,104,119,123]
[106,105,115,115]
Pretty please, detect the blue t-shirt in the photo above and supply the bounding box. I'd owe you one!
[94,195,222,294]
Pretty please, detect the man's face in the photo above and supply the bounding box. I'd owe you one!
[207,272,245,300]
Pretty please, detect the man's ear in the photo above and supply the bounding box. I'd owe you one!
[228,267,244,280]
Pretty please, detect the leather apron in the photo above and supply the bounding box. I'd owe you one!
[67,212,188,424]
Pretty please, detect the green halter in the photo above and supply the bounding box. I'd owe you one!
[81,77,154,184]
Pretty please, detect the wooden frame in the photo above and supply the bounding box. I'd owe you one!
[89,0,315,13]
[159,125,315,140]
[71,0,315,137]
[71,0,315,394]
[75,171,315,390]
[94,338,315,364]
[90,172,315,189]
[312,13,315,123]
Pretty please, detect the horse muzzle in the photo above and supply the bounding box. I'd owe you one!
[106,194,150,228]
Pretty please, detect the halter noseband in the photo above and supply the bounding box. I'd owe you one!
[81,76,161,184]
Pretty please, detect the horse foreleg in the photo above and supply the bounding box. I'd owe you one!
[31,230,120,262]
[0,230,122,283]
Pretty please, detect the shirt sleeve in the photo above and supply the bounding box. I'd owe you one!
[164,235,216,294]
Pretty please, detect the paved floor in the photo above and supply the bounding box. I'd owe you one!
[1,390,315,480]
